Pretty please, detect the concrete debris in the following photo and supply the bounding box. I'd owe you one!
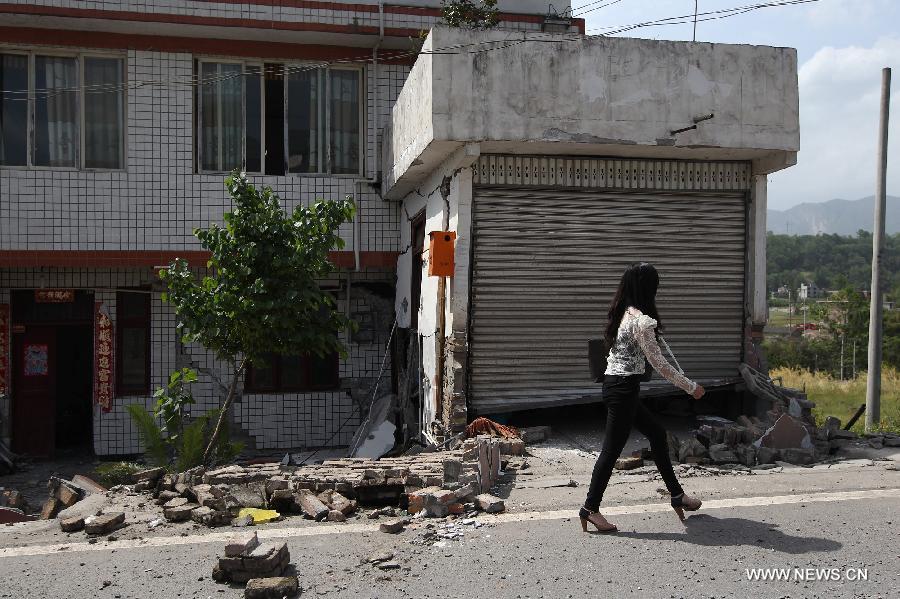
[474,494,505,513]
[244,576,299,599]
[518,426,551,444]
[225,532,260,557]
[366,551,394,564]
[59,515,85,532]
[756,414,814,450]
[614,456,643,470]
[296,490,329,521]
[708,444,740,465]
[84,512,125,535]
[327,510,346,522]
[0,488,27,512]
[379,518,409,534]
[214,541,290,585]
[163,502,198,522]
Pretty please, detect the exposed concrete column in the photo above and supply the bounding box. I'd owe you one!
[443,158,476,433]
[745,173,768,371]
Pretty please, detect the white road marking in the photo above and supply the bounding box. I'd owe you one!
[0,487,897,559]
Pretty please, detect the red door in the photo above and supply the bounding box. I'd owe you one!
[11,326,56,456]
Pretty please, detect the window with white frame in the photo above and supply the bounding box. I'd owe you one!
[0,51,125,169]
[196,60,362,176]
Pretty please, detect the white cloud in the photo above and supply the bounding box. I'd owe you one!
[768,37,900,209]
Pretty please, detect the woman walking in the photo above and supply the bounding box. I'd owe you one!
[580,262,705,533]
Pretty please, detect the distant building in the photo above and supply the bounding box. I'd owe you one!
[798,283,824,301]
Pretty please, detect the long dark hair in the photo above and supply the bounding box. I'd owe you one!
[605,262,663,343]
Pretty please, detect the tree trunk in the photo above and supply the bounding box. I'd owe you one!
[203,360,246,466]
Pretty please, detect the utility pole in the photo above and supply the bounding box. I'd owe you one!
[693,0,698,41]
[866,67,891,432]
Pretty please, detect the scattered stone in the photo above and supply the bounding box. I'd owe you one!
[614,456,643,470]
[678,437,709,462]
[163,497,189,509]
[883,435,900,447]
[781,448,816,465]
[57,483,81,508]
[708,444,740,465]
[735,444,757,467]
[71,475,106,494]
[229,483,268,509]
[0,489,27,512]
[60,515,85,532]
[295,491,329,521]
[474,494,505,513]
[216,541,290,584]
[326,510,346,522]
[244,576,298,599]
[867,436,884,449]
[367,551,393,564]
[379,518,408,534]
[133,467,166,485]
[85,512,125,536]
[40,497,61,520]
[326,492,356,516]
[156,490,180,505]
[518,425,551,444]
[830,429,858,440]
[376,561,400,570]
[231,514,254,527]
[756,446,780,464]
[164,503,198,522]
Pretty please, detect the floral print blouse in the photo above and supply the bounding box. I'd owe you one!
[605,306,698,394]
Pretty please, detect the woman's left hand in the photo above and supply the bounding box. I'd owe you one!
[692,385,705,400]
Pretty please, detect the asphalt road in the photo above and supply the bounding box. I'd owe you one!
[2,457,898,599]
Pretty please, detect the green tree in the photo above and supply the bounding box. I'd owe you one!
[440,0,499,29]
[161,171,355,464]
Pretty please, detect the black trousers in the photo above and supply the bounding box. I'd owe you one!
[584,374,684,510]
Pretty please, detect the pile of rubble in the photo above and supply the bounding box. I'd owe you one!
[211,531,299,598]
[109,435,512,530]
[657,364,900,469]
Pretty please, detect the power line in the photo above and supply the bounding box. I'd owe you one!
[587,0,821,35]
[1,36,529,101]
[572,0,626,17]
[1,0,821,100]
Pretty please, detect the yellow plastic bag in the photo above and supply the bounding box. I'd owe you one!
[237,507,280,524]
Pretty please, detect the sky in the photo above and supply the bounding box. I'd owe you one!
[572,0,900,211]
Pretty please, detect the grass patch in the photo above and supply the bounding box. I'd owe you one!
[94,461,146,487]
[771,366,900,434]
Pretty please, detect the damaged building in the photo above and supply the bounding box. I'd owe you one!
[0,0,799,458]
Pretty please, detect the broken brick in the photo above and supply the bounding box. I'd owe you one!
[85,512,125,535]
[164,503,198,522]
[295,491,329,521]
[244,576,298,599]
[614,456,643,470]
[379,518,408,534]
[59,515,85,532]
[474,494,505,514]
[225,532,260,557]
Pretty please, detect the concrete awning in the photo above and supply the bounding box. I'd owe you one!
[382,27,799,199]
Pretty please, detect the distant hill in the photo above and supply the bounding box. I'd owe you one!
[768,195,900,236]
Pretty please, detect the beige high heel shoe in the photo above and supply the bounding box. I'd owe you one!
[578,507,618,533]
[671,493,702,521]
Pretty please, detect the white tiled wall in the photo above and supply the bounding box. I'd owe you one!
[0,50,406,254]
[0,268,394,455]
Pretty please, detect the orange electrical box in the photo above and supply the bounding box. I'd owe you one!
[428,231,456,277]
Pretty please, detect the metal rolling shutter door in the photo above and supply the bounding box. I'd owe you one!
[469,184,748,415]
